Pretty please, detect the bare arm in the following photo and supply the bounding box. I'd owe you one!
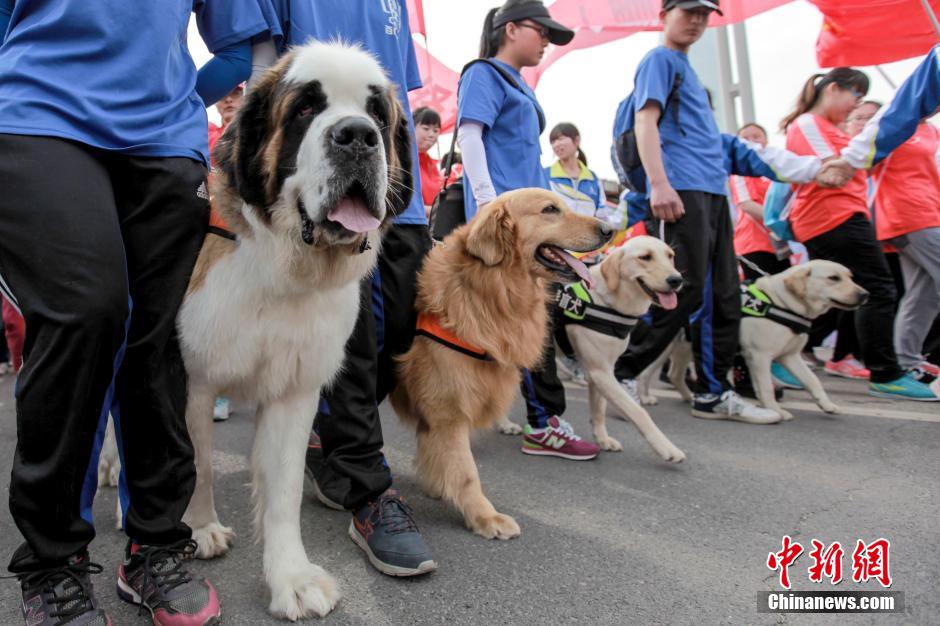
[738,200,764,222]
[636,103,684,223]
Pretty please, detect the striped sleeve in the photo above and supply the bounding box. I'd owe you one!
[729,176,751,205]
[843,45,940,168]
[723,133,820,183]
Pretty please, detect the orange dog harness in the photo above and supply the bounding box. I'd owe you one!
[415,312,492,361]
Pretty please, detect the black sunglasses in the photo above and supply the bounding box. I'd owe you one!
[514,22,550,39]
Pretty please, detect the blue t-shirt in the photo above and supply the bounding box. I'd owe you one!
[273,0,426,225]
[457,59,549,221]
[0,0,274,166]
[619,46,725,196]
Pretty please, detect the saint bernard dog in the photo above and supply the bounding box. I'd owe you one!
[178,42,413,620]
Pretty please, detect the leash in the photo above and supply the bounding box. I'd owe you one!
[736,254,771,278]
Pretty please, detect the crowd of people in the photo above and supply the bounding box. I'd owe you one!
[0,0,938,624]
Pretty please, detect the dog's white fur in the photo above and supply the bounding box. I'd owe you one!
[178,42,402,620]
[738,260,868,420]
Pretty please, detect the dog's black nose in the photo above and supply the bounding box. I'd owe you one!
[666,274,683,290]
[857,289,870,306]
[330,118,379,151]
[598,222,614,240]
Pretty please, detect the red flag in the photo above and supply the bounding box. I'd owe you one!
[523,0,794,86]
[407,0,426,38]
[408,38,460,132]
[811,0,940,67]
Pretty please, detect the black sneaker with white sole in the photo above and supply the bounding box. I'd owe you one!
[349,488,437,577]
[17,552,111,626]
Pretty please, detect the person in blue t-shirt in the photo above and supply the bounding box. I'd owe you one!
[612,0,783,425]
[0,2,276,624]
[456,0,603,461]
[248,0,438,578]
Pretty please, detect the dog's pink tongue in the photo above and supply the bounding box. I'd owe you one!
[658,291,679,310]
[558,249,595,289]
[328,197,380,233]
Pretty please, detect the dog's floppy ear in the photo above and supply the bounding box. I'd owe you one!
[466,200,515,266]
[600,250,622,292]
[215,65,281,213]
[385,87,414,217]
[783,265,811,299]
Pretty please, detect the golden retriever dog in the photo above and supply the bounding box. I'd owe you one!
[561,236,686,462]
[389,189,612,540]
[739,260,868,420]
[178,42,413,620]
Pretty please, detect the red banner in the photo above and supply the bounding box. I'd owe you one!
[408,0,795,131]
[408,39,460,131]
[406,0,426,38]
[523,0,794,85]
[811,0,940,67]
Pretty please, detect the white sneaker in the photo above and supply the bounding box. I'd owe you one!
[212,397,231,422]
[691,390,782,424]
[620,378,641,404]
[556,356,588,386]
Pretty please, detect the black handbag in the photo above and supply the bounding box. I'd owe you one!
[428,58,545,242]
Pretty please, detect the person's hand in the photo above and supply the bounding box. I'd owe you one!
[649,181,684,223]
[816,159,856,188]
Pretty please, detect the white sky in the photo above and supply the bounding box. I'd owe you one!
[189,0,926,180]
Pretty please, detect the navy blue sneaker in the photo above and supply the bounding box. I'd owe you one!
[304,430,344,511]
[349,489,437,577]
[18,553,111,626]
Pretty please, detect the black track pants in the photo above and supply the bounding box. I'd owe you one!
[0,135,208,573]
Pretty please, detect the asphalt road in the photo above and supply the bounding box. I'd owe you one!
[0,371,937,625]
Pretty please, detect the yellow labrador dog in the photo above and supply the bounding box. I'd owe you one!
[561,236,686,462]
[739,260,868,420]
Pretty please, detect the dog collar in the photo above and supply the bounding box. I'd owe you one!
[557,282,639,340]
[415,312,492,361]
[740,283,813,335]
[208,208,237,241]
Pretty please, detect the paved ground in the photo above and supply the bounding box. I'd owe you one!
[0,370,938,625]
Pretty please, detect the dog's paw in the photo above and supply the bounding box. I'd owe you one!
[819,401,839,414]
[470,512,521,540]
[496,420,523,435]
[191,522,235,559]
[678,390,693,403]
[268,563,340,621]
[779,409,795,421]
[640,395,659,406]
[596,436,623,452]
[659,444,686,464]
[649,434,685,463]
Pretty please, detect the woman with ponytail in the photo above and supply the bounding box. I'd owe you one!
[456,2,603,460]
[545,123,619,226]
[782,68,938,401]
